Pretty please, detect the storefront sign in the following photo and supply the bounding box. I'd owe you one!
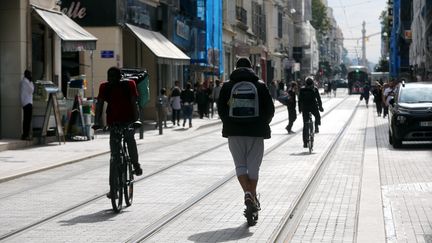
[176,20,189,40]
[61,0,117,26]
[62,1,86,19]
[101,50,114,58]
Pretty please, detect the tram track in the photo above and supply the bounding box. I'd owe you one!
[0,95,348,242]
[0,100,320,200]
[124,95,354,242]
[269,100,361,242]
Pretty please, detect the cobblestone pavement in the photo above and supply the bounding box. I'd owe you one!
[375,110,432,243]
[1,89,431,242]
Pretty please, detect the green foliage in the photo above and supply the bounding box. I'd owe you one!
[340,63,348,78]
[319,61,332,78]
[311,0,331,35]
[375,58,390,72]
[380,10,390,54]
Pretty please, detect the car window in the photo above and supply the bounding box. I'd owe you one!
[399,86,432,103]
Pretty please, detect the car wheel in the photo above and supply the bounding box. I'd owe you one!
[392,136,402,148]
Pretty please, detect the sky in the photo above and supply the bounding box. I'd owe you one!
[326,0,387,65]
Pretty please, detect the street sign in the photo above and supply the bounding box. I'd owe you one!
[101,50,114,58]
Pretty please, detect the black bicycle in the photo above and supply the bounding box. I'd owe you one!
[305,112,314,154]
[105,122,141,213]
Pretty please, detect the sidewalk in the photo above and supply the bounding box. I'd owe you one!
[0,116,221,183]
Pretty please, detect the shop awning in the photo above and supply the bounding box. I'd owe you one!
[126,24,190,65]
[33,6,97,52]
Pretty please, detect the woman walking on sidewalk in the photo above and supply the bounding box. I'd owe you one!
[181,82,195,128]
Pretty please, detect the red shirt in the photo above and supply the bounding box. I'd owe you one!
[97,80,138,125]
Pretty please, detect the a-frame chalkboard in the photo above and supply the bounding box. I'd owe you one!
[41,93,65,144]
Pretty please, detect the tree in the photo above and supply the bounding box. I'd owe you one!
[311,0,331,35]
[340,63,348,78]
[379,10,390,59]
[375,58,389,72]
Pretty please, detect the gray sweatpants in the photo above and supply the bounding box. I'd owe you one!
[228,136,264,180]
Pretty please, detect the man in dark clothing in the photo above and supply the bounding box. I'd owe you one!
[217,57,274,224]
[285,81,297,134]
[298,77,324,148]
[94,67,143,196]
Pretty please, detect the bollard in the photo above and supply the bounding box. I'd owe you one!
[139,107,144,139]
[157,97,163,135]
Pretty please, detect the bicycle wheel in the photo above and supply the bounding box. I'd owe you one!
[308,120,314,154]
[124,157,134,207]
[110,161,123,213]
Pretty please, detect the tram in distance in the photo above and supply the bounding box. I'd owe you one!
[347,65,370,95]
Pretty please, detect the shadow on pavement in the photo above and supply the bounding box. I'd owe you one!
[58,209,120,226]
[187,223,253,242]
[290,151,315,156]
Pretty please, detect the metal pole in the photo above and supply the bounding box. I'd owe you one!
[90,50,94,102]
[157,97,163,135]
[362,21,366,66]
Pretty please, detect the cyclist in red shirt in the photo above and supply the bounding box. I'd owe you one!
[94,67,142,176]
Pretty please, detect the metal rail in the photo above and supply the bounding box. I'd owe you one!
[269,100,361,242]
[0,93,347,241]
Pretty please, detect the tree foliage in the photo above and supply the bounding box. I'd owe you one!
[311,0,331,35]
[375,58,390,72]
[379,10,390,54]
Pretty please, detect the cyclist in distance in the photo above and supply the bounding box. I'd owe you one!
[94,67,143,180]
[298,77,324,148]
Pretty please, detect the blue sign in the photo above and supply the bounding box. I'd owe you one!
[101,50,114,58]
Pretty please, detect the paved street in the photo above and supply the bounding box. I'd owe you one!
[0,89,431,243]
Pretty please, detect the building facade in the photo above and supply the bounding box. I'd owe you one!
[0,0,97,139]
[409,0,432,80]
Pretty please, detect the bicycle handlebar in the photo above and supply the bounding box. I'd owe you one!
[92,120,142,131]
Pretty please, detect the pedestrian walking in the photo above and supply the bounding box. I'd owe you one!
[155,88,169,128]
[217,57,275,226]
[361,84,371,108]
[372,81,383,116]
[170,81,182,126]
[195,83,209,119]
[208,80,215,118]
[285,81,298,134]
[382,79,396,118]
[268,80,278,100]
[20,70,34,140]
[212,79,222,116]
[331,80,337,97]
[180,82,195,128]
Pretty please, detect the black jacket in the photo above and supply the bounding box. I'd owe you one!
[217,68,275,139]
[180,89,195,104]
[298,85,322,113]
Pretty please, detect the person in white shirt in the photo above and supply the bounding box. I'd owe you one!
[20,70,34,140]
